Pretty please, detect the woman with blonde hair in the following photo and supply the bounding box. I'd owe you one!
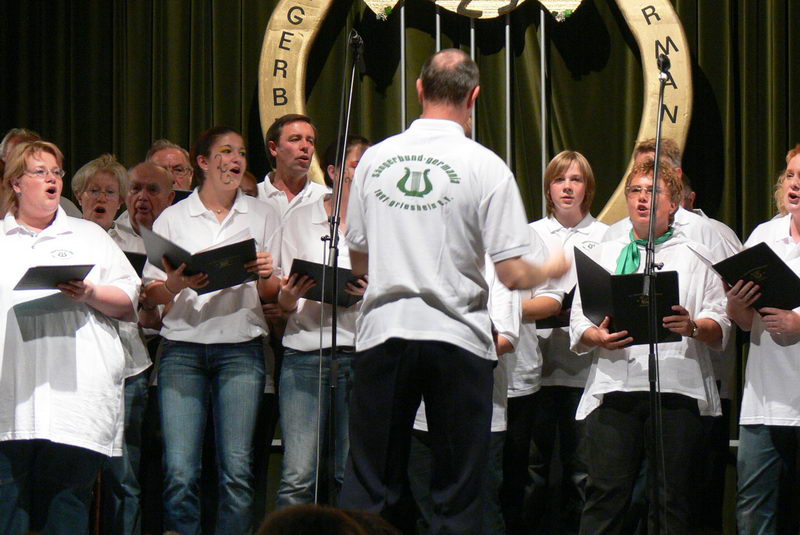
[731,144,800,533]
[0,141,139,533]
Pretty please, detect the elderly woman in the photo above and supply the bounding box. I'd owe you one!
[143,126,279,534]
[731,144,800,534]
[72,153,128,231]
[0,141,139,533]
[569,159,729,534]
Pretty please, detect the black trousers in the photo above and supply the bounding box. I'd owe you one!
[340,338,495,535]
[579,392,703,535]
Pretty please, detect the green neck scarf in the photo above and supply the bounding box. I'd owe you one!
[615,228,674,275]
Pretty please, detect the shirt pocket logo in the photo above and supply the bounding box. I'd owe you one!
[51,249,74,259]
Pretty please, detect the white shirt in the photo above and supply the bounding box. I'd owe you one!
[508,226,564,398]
[274,196,360,351]
[414,259,521,432]
[345,118,531,360]
[569,236,730,419]
[739,214,800,426]
[107,218,152,378]
[142,189,280,344]
[604,206,741,398]
[531,214,607,389]
[257,172,329,221]
[0,209,139,456]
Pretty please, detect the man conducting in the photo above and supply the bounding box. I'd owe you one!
[341,48,567,534]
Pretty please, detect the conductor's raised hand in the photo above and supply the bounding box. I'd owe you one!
[163,256,208,293]
[246,251,273,280]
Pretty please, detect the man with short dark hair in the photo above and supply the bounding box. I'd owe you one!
[340,48,566,534]
[259,114,328,220]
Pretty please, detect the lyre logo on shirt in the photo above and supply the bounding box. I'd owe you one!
[397,168,433,198]
[51,249,74,259]
[581,241,599,250]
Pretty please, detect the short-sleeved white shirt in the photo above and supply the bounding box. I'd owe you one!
[345,118,531,360]
[0,209,139,456]
[257,173,329,222]
[414,258,521,432]
[739,215,800,426]
[142,189,280,344]
[107,219,152,377]
[531,214,607,388]
[274,196,360,351]
[604,206,741,398]
[508,226,564,398]
[569,236,729,420]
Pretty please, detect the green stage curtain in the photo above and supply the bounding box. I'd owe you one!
[1,0,798,236]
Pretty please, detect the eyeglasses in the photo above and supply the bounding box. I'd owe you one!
[625,185,657,198]
[161,165,192,177]
[25,168,66,179]
[85,187,119,198]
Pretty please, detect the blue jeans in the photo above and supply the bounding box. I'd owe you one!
[158,339,264,535]
[103,368,150,535]
[0,440,105,535]
[277,348,353,507]
[737,424,800,535]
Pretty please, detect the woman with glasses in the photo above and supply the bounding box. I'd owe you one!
[72,154,127,231]
[731,144,800,534]
[142,126,280,535]
[0,141,139,534]
[272,135,369,507]
[569,159,729,534]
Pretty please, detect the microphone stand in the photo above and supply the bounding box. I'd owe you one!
[314,28,362,506]
[643,53,671,534]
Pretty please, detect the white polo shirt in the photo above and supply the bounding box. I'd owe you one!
[0,208,139,456]
[508,226,564,398]
[257,172,329,221]
[143,189,280,344]
[346,118,531,360]
[569,236,730,419]
[531,214,607,388]
[604,206,741,398]
[273,196,360,352]
[739,214,800,427]
[106,215,153,377]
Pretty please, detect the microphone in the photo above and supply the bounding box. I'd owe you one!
[349,29,364,54]
[657,53,671,73]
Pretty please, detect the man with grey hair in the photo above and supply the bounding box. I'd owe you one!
[103,161,174,535]
[340,48,566,533]
[146,139,193,190]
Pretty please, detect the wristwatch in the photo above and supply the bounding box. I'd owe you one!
[688,320,699,338]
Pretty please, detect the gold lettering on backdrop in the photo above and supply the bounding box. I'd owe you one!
[259,0,334,185]
[260,1,692,201]
[597,0,692,224]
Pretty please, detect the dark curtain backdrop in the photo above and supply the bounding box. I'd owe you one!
[1,0,798,238]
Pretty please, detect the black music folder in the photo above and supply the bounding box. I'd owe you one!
[14,264,95,290]
[536,287,575,329]
[124,252,147,277]
[690,242,800,311]
[289,258,362,308]
[140,227,257,295]
[575,248,680,346]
